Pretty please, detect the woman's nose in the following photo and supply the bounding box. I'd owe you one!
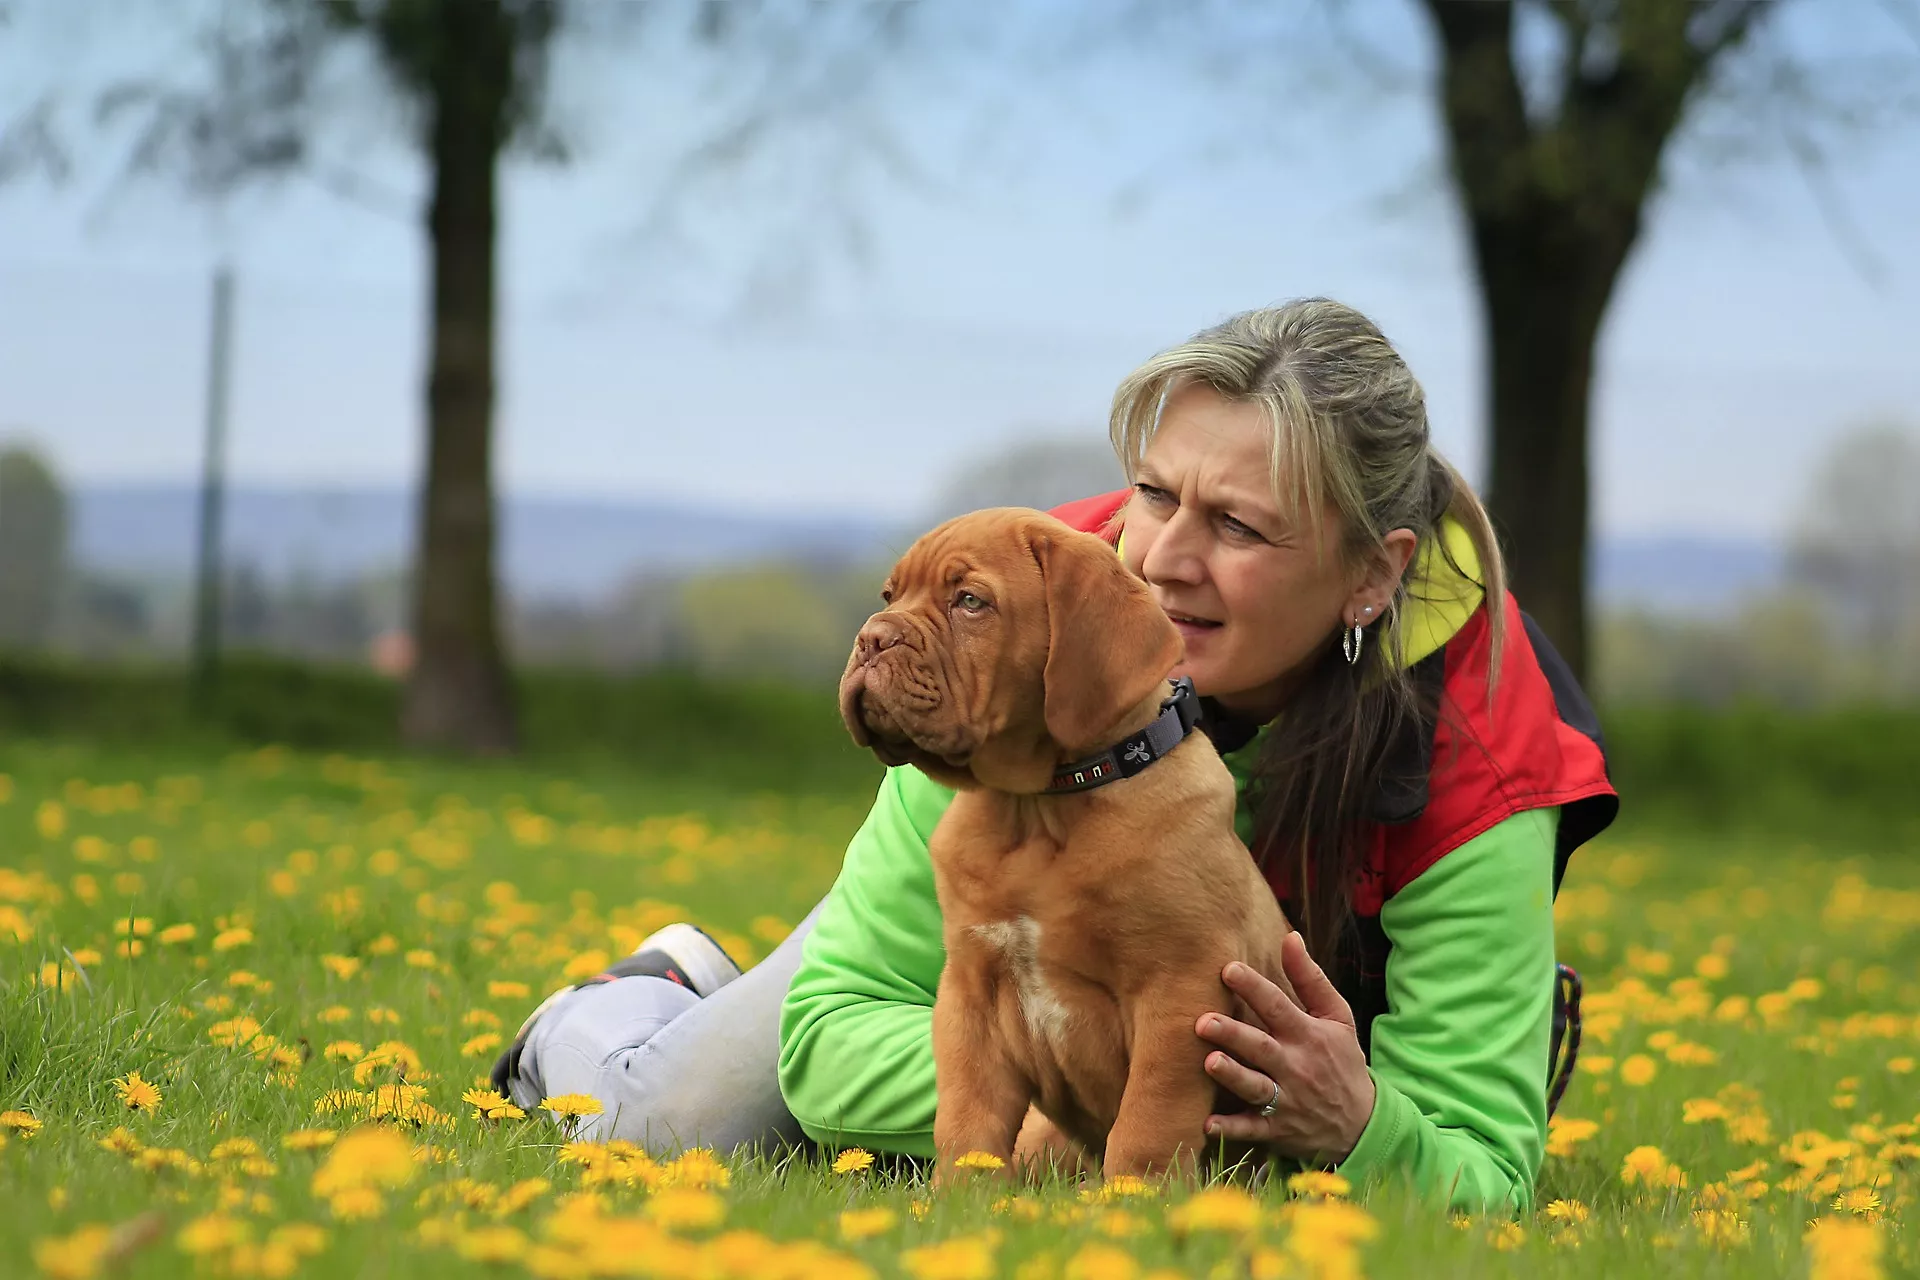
[1140,513,1207,585]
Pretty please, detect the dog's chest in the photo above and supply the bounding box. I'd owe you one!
[967,915,1071,1044]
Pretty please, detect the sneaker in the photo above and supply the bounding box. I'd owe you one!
[489,923,744,1098]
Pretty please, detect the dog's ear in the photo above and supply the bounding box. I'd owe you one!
[1033,524,1183,757]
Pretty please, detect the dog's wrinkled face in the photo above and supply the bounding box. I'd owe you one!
[839,507,1184,793]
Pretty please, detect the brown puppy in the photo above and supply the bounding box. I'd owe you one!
[838,507,1295,1180]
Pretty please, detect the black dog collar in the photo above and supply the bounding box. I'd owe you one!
[1042,676,1202,794]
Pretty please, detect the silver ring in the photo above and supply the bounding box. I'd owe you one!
[1257,1079,1281,1118]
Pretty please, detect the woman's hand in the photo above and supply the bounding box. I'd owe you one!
[1196,931,1376,1164]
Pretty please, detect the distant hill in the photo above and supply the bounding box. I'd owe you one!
[70,483,1784,613]
[71,484,916,601]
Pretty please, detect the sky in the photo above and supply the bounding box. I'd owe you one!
[2,0,1917,542]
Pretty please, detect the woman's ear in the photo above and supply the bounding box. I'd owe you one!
[1344,528,1419,626]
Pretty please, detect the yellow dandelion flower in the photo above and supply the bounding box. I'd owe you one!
[113,1072,161,1112]
[97,1127,142,1156]
[1621,1145,1688,1190]
[321,955,363,980]
[839,1207,898,1241]
[1486,1221,1526,1250]
[1,1110,41,1138]
[323,1041,366,1064]
[1543,1199,1590,1224]
[1619,1054,1658,1087]
[31,1225,112,1280]
[283,1129,337,1152]
[462,1088,525,1121]
[404,949,437,969]
[1167,1186,1262,1234]
[311,1125,419,1198]
[455,1225,530,1264]
[952,1150,1006,1171]
[1095,1210,1147,1238]
[328,1186,386,1221]
[1064,1242,1139,1280]
[1666,1041,1719,1066]
[832,1147,876,1175]
[1545,1116,1599,1157]
[489,980,531,1000]
[351,1040,425,1085]
[661,1148,732,1189]
[540,1093,605,1120]
[461,1032,503,1058]
[212,927,253,952]
[157,923,196,946]
[1833,1188,1883,1218]
[177,1213,248,1255]
[901,1235,995,1280]
[1098,1175,1156,1200]
[645,1188,727,1233]
[1683,1099,1729,1124]
[1286,1170,1351,1199]
[1805,1217,1883,1280]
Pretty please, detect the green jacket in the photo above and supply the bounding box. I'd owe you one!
[776,757,1557,1211]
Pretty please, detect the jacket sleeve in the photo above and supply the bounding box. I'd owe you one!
[776,765,955,1155]
[1335,806,1558,1212]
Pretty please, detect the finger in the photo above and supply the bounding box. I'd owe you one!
[1204,1111,1276,1142]
[1222,959,1311,1035]
[1281,931,1355,1027]
[1196,1012,1282,1075]
[1202,1048,1279,1108]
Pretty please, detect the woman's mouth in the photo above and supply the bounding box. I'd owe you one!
[1167,611,1223,641]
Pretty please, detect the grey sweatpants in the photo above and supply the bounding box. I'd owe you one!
[508,903,822,1155]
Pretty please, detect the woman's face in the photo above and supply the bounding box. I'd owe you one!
[1119,384,1386,723]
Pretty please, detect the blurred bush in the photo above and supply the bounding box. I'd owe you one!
[4,653,1919,837]
[1604,702,1920,838]
[0,653,879,792]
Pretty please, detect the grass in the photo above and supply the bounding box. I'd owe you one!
[1,729,1917,1278]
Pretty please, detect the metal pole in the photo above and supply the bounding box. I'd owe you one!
[190,263,234,710]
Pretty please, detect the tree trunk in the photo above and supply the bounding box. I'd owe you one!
[1478,237,1597,682]
[1467,197,1641,686]
[400,0,518,754]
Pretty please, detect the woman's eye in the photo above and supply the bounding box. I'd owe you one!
[1224,516,1261,539]
[1134,483,1169,504]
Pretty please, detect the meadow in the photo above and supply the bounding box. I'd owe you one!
[2,685,1918,1279]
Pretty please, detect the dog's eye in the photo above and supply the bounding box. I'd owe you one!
[880,586,893,604]
[955,591,987,613]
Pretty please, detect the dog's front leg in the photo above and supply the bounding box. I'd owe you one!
[1102,987,1223,1181]
[932,957,1029,1186]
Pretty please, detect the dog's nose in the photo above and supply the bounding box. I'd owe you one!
[854,614,908,667]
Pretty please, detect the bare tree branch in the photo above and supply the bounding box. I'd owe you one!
[1784,125,1891,288]
[1876,0,1920,51]
[0,95,69,184]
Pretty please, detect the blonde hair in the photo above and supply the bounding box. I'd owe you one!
[1109,297,1506,675]
[1107,298,1508,971]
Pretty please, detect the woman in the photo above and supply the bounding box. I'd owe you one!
[497,299,1616,1210]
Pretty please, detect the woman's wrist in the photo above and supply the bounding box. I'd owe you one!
[1321,1068,1377,1165]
